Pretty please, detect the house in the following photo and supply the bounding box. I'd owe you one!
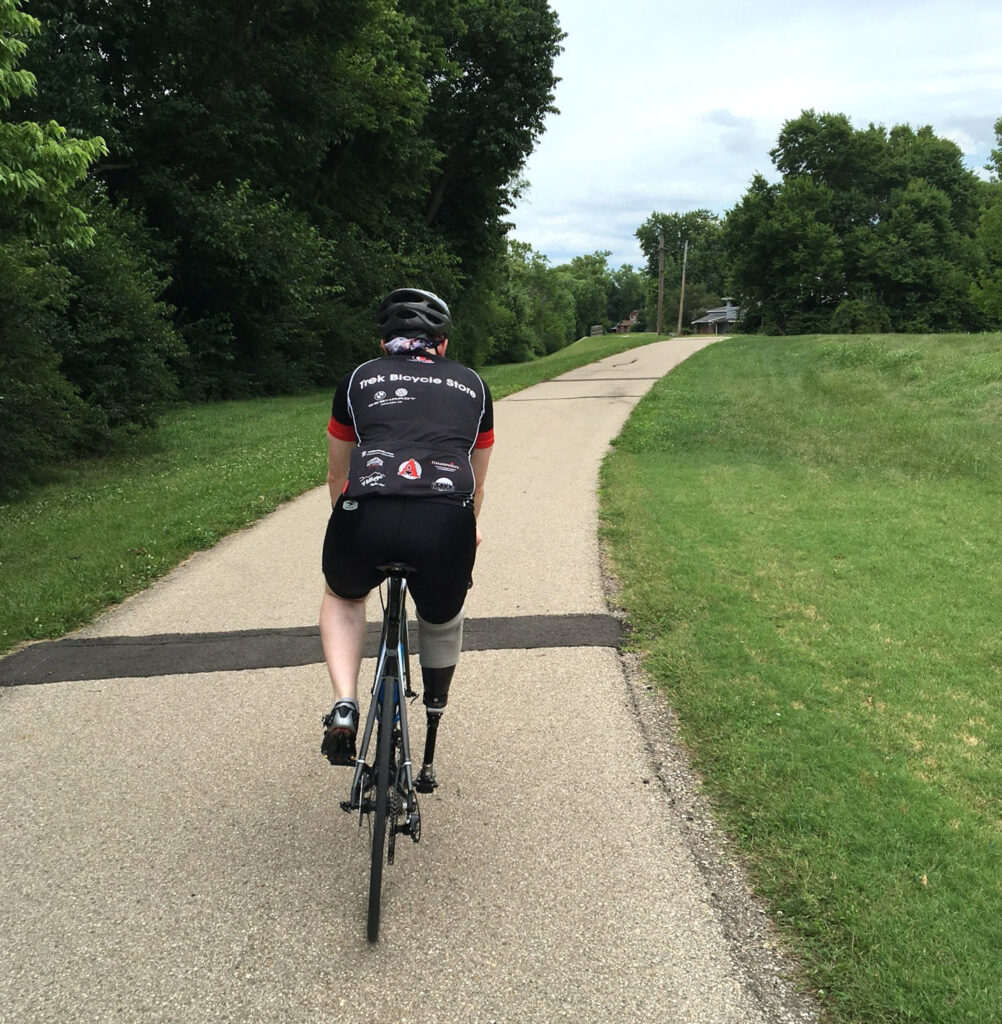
[614,310,640,334]
[691,299,740,335]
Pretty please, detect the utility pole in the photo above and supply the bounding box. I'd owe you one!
[675,239,688,337]
[656,231,665,336]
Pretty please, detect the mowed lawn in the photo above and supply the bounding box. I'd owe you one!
[0,333,665,656]
[601,333,1002,1023]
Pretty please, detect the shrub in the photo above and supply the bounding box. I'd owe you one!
[831,298,893,334]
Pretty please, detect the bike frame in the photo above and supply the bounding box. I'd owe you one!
[347,570,417,813]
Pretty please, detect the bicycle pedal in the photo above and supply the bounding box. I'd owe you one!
[395,812,420,841]
[415,765,438,793]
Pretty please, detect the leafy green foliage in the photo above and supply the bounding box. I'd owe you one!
[477,243,648,363]
[970,120,1002,321]
[0,240,82,490]
[0,0,114,492]
[153,177,336,399]
[0,0,105,248]
[830,298,892,334]
[55,194,183,440]
[723,110,987,334]
[725,174,844,333]
[635,209,730,327]
[2,0,564,489]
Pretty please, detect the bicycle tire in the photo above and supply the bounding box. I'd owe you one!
[367,675,394,943]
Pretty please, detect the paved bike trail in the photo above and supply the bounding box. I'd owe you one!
[1,339,817,1024]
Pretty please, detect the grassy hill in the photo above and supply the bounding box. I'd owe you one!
[601,332,1002,1023]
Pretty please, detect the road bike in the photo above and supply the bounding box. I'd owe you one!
[340,563,439,942]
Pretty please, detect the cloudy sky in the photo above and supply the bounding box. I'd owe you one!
[508,0,1002,269]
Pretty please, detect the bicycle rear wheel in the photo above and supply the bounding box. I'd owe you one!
[367,675,394,942]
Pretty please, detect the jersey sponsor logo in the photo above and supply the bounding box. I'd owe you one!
[358,374,386,389]
[431,459,460,474]
[342,500,359,511]
[361,448,394,460]
[359,473,386,488]
[397,459,422,480]
[389,372,442,385]
[367,388,416,408]
[365,457,385,468]
[432,477,455,493]
[446,378,477,399]
[407,356,435,364]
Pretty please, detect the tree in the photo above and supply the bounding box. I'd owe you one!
[970,119,1002,323]
[853,177,980,331]
[0,0,104,247]
[421,0,563,273]
[16,0,564,392]
[724,174,843,333]
[607,264,646,326]
[482,240,576,362]
[557,252,615,339]
[725,110,985,334]
[0,0,105,492]
[989,115,1002,181]
[635,210,728,329]
[56,194,184,438]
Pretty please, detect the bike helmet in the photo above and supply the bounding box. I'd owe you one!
[376,288,452,338]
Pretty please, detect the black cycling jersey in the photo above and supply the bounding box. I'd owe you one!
[329,351,494,504]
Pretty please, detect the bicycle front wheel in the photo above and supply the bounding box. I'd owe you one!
[367,676,394,942]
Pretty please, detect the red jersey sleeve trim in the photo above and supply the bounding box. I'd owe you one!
[474,429,495,450]
[328,416,357,443]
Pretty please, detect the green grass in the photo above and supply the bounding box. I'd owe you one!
[600,333,1002,1023]
[0,331,665,655]
[0,394,329,653]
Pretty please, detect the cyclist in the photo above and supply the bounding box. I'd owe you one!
[319,288,494,790]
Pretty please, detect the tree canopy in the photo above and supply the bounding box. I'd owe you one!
[2,0,564,493]
[723,110,988,334]
[635,210,729,328]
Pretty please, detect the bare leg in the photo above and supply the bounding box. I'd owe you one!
[319,587,367,702]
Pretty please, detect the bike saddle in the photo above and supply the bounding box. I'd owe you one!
[377,561,417,577]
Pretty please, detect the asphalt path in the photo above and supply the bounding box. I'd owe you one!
[1,339,817,1024]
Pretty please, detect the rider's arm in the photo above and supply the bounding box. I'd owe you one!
[327,435,354,506]
[470,445,492,519]
[327,373,357,506]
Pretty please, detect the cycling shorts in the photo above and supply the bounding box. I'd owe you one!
[322,496,477,624]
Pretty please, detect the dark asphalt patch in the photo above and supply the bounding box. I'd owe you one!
[1,614,621,687]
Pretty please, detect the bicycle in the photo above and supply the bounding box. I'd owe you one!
[340,562,440,942]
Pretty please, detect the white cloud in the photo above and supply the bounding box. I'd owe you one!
[509,0,1002,268]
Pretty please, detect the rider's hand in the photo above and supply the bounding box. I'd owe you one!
[475,524,483,548]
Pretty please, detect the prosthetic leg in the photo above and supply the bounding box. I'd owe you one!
[415,666,454,792]
[413,606,463,793]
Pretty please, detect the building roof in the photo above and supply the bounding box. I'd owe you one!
[691,301,740,326]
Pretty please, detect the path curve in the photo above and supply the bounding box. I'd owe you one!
[0,339,817,1024]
